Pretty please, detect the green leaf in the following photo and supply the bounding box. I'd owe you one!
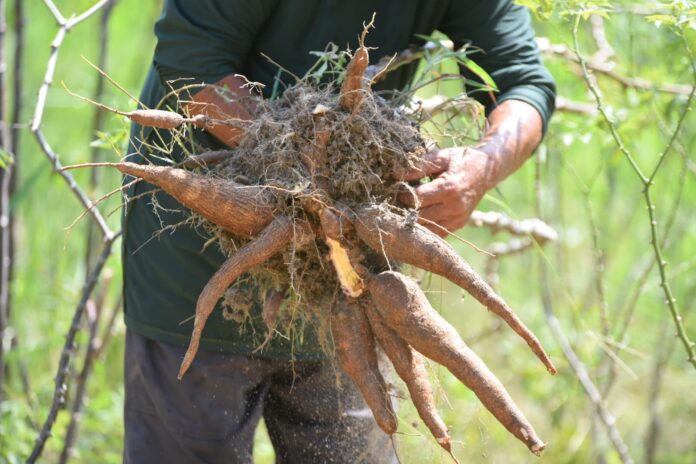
[647,14,676,27]
[0,148,14,170]
[455,57,498,91]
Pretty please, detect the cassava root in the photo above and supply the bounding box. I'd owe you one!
[178,215,297,379]
[368,271,546,455]
[64,161,276,237]
[332,298,397,435]
[354,204,557,375]
[364,300,453,453]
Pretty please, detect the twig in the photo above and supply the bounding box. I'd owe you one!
[91,294,122,360]
[590,14,615,63]
[537,37,694,96]
[27,235,119,463]
[10,0,23,160]
[583,193,610,339]
[468,210,558,244]
[27,0,121,460]
[599,150,690,398]
[487,237,534,257]
[365,39,454,82]
[406,94,475,122]
[59,270,116,463]
[0,0,11,402]
[555,96,597,116]
[643,322,676,464]
[30,0,116,240]
[42,0,65,25]
[84,0,117,272]
[535,156,634,464]
[572,16,696,369]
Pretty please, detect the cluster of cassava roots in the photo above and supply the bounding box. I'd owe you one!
[70,29,555,457]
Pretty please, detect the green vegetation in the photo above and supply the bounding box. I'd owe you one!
[1,1,695,463]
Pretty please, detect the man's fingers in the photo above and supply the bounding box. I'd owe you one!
[417,203,470,236]
[413,177,457,207]
[395,149,451,181]
[396,175,456,208]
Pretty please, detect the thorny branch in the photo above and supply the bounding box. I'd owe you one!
[601,150,689,398]
[572,16,696,370]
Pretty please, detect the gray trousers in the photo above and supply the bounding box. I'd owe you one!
[124,330,396,464]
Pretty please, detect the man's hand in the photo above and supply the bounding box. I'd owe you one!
[397,99,545,237]
[187,74,256,148]
[397,147,492,234]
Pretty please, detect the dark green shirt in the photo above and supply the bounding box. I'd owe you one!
[123,0,556,359]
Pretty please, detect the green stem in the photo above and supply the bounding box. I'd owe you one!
[572,15,696,370]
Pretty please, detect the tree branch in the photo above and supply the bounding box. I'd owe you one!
[538,37,694,97]
[572,16,696,369]
[27,235,119,463]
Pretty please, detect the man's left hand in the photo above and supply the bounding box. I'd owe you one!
[394,100,546,238]
[397,147,492,237]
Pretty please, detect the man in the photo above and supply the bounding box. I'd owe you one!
[122,1,555,462]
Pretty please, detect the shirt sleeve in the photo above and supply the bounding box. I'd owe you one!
[438,0,556,133]
[153,0,277,89]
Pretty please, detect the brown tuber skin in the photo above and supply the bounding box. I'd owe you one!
[354,204,557,375]
[178,216,296,379]
[364,301,453,453]
[82,162,276,238]
[127,109,186,129]
[368,271,546,455]
[331,298,398,435]
[339,25,370,114]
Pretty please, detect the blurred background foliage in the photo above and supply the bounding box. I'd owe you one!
[1,0,695,463]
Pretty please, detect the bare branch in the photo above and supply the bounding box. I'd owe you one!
[27,235,119,463]
[555,96,597,116]
[643,323,676,464]
[535,157,634,464]
[538,37,694,97]
[85,0,117,270]
[590,14,615,63]
[42,0,65,25]
[30,0,116,240]
[468,210,558,245]
[60,272,120,463]
[10,0,24,157]
[0,0,11,402]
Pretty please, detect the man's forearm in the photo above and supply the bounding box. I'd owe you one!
[473,99,544,191]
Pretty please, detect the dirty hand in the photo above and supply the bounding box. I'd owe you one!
[397,147,492,237]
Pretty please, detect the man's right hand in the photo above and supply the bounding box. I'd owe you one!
[186,74,257,147]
